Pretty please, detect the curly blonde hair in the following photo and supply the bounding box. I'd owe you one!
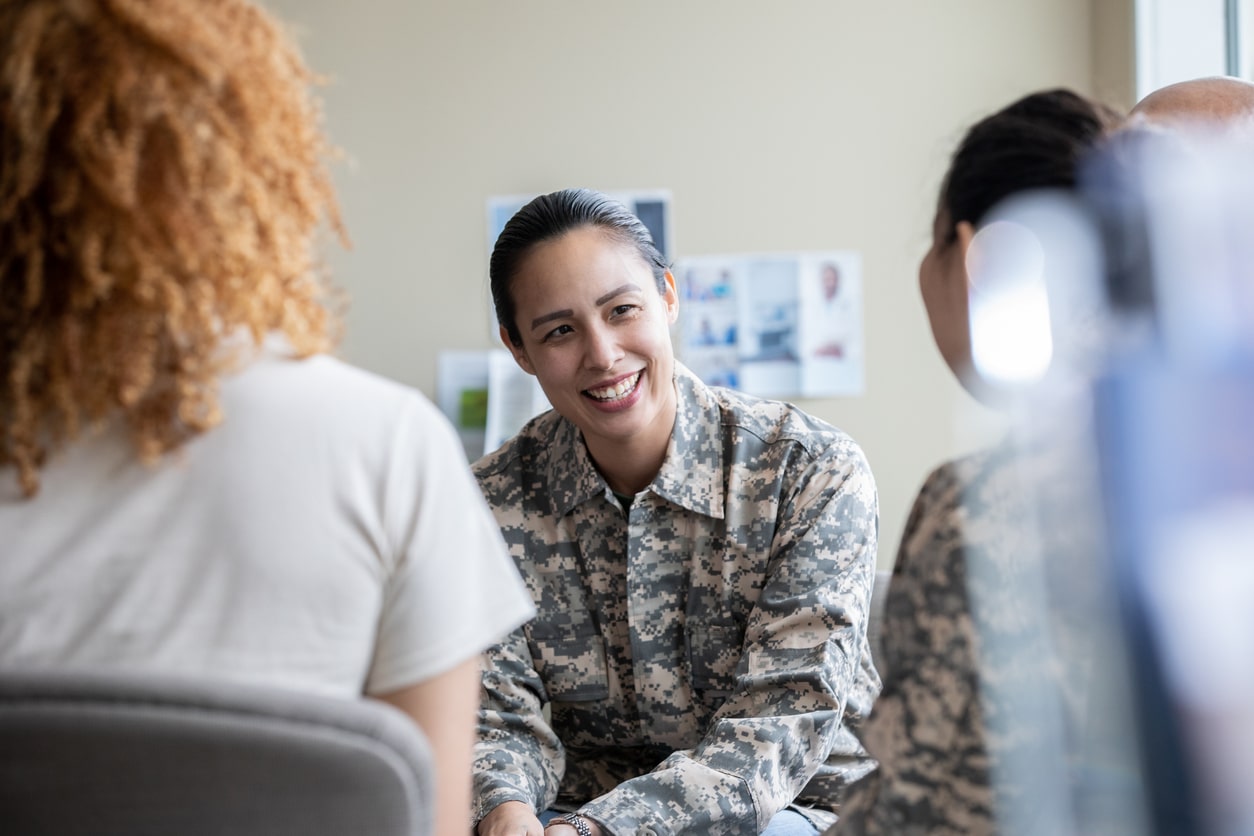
[0,0,344,497]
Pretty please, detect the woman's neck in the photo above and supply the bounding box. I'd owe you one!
[584,409,676,496]
[591,442,668,496]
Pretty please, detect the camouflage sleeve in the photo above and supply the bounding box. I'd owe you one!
[857,462,990,835]
[472,624,566,826]
[581,442,879,836]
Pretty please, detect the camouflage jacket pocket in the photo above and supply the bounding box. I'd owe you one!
[530,627,610,702]
[685,619,745,698]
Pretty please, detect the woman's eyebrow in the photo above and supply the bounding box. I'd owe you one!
[529,283,642,331]
[530,308,573,330]
[595,283,640,306]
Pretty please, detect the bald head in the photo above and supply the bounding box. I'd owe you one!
[1131,76,1254,130]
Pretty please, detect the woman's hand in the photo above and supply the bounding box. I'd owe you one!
[476,801,544,836]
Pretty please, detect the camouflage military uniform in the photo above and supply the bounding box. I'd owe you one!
[472,363,880,836]
[840,434,1133,836]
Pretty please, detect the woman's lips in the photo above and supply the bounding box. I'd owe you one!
[584,370,643,402]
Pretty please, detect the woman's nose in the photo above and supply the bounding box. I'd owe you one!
[584,325,622,371]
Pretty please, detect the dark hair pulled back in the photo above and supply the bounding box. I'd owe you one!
[490,188,669,346]
[939,88,1121,244]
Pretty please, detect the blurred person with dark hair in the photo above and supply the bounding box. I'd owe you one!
[832,90,1123,836]
[0,2,533,834]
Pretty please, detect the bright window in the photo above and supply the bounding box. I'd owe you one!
[1136,0,1252,97]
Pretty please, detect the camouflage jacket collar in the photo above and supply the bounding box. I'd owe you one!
[544,418,604,517]
[544,363,725,520]
[650,363,726,519]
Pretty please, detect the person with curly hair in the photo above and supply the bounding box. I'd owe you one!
[0,2,534,833]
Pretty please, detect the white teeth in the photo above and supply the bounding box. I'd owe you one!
[586,371,641,401]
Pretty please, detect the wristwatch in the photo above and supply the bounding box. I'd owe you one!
[550,813,593,836]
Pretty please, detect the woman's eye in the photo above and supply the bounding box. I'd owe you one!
[611,304,637,317]
[543,324,573,341]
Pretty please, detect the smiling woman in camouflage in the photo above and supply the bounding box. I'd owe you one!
[471,188,880,836]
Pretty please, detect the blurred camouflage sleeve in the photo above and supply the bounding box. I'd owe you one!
[852,441,1116,835]
[846,459,987,834]
[581,442,879,836]
[472,624,566,825]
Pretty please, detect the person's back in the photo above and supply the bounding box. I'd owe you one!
[0,341,519,699]
[0,3,534,833]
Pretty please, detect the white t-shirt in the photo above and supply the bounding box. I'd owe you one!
[0,345,534,698]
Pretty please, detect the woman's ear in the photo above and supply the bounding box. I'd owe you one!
[662,270,679,325]
[955,220,977,288]
[500,325,536,375]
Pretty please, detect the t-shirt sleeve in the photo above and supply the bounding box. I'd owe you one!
[364,393,535,696]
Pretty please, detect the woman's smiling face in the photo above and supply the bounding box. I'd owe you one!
[503,224,679,465]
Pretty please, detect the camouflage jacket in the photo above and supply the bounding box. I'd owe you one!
[472,364,880,836]
[841,435,1134,836]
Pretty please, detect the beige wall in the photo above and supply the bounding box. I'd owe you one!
[263,0,1112,567]
[1093,0,1138,110]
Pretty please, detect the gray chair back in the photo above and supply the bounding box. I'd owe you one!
[0,669,433,836]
